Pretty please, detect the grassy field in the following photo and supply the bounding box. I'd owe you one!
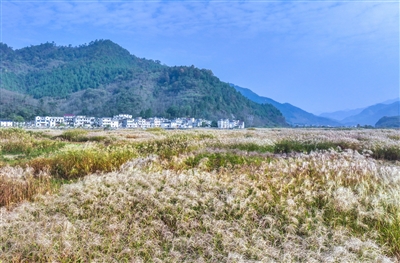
[0,127,399,262]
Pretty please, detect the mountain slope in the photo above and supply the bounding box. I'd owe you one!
[0,40,287,127]
[319,98,400,121]
[341,101,400,126]
[381,98,400,105]
[231,84,341,126]
[319,108,366,121]
[375,116,400,128]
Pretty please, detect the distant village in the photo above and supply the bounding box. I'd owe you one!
[0,114,245,129]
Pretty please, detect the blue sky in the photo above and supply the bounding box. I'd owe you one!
[1,0,399,114]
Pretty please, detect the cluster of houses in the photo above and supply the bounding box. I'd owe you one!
[0,120,14,127]
[0,114,245,129]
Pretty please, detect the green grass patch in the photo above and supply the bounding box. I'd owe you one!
[57,129,89,142]
[272,139,363,154]
[27,145,138,180]
[273,140,338,153]
[1,139,66,158]
[372,146,400,161]
[185,152,264,171]
[321,201,400,258]
[56,130,110,143]
[225,142,274,153]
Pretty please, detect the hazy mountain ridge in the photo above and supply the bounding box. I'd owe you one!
[341,101,400,126]
[320,97,400,122]
[319,108,366,121]
[0,40,287,127]
[230,84,342,126]
[232,83,400,127]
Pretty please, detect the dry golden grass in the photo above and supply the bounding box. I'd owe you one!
[0,128,399,262]
[0,166,55,208]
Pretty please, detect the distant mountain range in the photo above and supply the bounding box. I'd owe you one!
[232,84,399,127]
[231,84,342,126]
[320,97,400,123]
[0,40,287,127]
[319,108,366,121]
[1,39,396,128]
[340,101,400,126]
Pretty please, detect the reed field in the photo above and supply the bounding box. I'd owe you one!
[0,127,400,262]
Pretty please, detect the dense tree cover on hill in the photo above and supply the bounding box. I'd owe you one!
[375,116,400,128]
[155,66,282,122]
[1,40,164,98]
[0,89,46,121]
[0,40,287,126]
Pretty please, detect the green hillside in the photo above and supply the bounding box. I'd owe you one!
[0,40,287,127]
[375,116,400,128]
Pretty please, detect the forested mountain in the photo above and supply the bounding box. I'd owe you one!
[375,116,400,128]
[0,40,287,127]
[231,84,342,126]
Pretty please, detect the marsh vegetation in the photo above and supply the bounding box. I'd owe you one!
[1,128,399,262]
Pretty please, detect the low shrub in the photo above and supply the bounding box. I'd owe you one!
[185,152,264,171]
[226,142,274,153]
[273,139,361,154]
[0,128,27,139]
[87,135,108,142]
[58,129,89,142]
[28,145,138,180]
[1,139,65,157]
[372,146,400,161]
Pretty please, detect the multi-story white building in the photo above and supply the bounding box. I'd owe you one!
[217,119,230,129]
[98,117,119,128]
[35,116,64,127]
[136,118,151,129]
[113,114,133,128]
[149,117,161,128]
[218,119,245,129]
[63,115,75,126]
[122,119,138,128]
[35,116,47,127]
[74,116,96,128]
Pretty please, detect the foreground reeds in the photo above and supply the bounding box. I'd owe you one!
[0,128,399,262]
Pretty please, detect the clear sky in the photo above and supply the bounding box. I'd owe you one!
[1,0,399,114]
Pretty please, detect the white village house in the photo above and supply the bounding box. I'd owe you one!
[35,116,64,128]
[98,117,119,128]
[32,114,244,130]
[0,120,13,127]
[218,119,245,129]
[74,116,96,128]
[122,119,138,128]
